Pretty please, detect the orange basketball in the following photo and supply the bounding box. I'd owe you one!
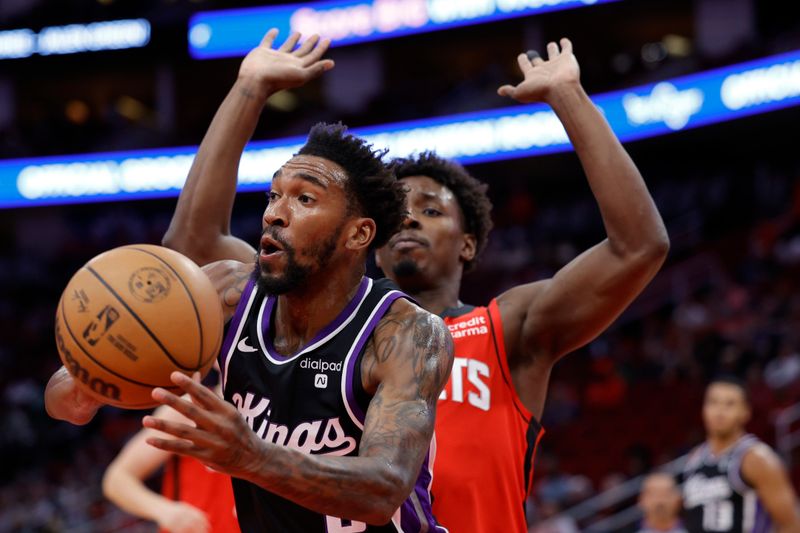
[55,244,223,409]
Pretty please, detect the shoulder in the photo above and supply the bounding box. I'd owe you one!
[494,280,548,358]
[374,299,450,348]
[364,299,453,397]
[495,281,548,330]
[741,442,785,485]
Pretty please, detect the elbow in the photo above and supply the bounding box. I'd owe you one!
[101,466,117,500]
[162,229,211,266]
[360,471,412,525]
[644,228,670,264]
[629,225,670,268]
[161,228,189,254]
[361,505,400,526]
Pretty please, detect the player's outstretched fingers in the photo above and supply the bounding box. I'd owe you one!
[303,37,332,66]
[527,50,545,66]
[516,53,534,74]
[497,84,516,98]
[142,416,221,453]
[560,37,573,55]
[145,434,197,454]
[151,387,216,429]
[278,32,301,52]
[294,34,320,56]
[169,372,224,412]
[307,60,335,78]
[260,28,279,48]
[546,41,560,60]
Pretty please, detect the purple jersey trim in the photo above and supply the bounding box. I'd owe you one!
[343,291,405,425]
[218,275,256,379]
[728,434,759,494]
[398,450,446,532]
[753,500,772,533]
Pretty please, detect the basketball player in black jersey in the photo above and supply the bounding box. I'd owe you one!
[681,377,800,533]
[45,31,453,532]
[161,31,671,531]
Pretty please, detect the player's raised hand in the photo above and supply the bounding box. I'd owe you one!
[497,38,580,104]
[238,28,335,96]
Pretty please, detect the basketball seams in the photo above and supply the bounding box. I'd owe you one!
[85,265,195,371]
[125,246,209,369]
[58,296,178,389]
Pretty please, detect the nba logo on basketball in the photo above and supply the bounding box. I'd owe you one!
[314,374,328,389]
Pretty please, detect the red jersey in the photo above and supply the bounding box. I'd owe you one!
[161,455,240,533]
[432,300,543,533]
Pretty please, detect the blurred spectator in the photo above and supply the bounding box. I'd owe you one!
[622,473,686,533]
[764,342,800,390]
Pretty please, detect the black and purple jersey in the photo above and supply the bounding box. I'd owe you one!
[681,434,773,533]
[219,275,444,533]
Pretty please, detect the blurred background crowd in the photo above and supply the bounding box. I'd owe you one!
[1,0,800,531]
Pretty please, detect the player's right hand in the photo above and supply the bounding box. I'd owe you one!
[157,501,211,533]
[237,28,334,97]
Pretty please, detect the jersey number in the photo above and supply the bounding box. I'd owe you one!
[325,515,367,532]
[703,500,734,531]
[439,357,491,411]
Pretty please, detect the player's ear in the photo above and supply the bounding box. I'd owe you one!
[460,233,477,264]
[345,218,376,251]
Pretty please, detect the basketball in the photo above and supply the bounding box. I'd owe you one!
[54,244,224,409]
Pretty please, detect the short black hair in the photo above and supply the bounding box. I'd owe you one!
[708,375,750,405]
[391,151,493,271]
[298,123,406,250]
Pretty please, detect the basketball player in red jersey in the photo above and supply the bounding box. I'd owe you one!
[103,370,240,533]
[161,36,669,532]
[371,39,669,531]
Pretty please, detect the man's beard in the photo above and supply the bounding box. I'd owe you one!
[254,226,342,295]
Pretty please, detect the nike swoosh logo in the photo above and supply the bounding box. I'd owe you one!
[237,337,258,353]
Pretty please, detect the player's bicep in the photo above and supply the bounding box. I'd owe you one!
[359,305,452,481]
[501,239,659,361]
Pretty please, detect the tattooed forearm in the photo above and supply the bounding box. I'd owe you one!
[242,300,453,524]
[221,266,252,311]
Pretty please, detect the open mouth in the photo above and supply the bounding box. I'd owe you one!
[260,235,285,257]
[262,243,281,254]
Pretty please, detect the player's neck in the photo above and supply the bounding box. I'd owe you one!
[271,265,365,355]
[405,277,462,316]
[707,429,745,455]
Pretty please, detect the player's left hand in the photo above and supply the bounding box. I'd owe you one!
[143,371,264,480]
[497,38,580,104]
